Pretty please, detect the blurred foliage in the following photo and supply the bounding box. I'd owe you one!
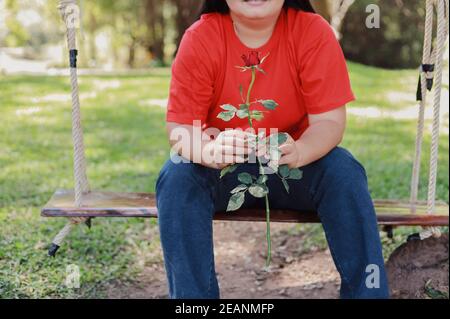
[4,0,29,46]
[341,0,428,69]
[1,1,442,69]
[1,0,181,67]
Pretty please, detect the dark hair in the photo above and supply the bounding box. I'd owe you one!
[198,0,315,16]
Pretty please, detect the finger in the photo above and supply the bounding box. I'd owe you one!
[218,145,251,156]
[220,136,248,148]
[256,145,267,157]
[233,147,251,156]
[223,129,251,141]
[279,143,295,155]
[255,141,269,157]
[234,155,247,163]
[284,133,295,143]
[278,153,298,168]
[215,163,229,170]
[217,145,237,155]
[217,154,247,165]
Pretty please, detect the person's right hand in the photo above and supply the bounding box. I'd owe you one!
[202,129,252,169]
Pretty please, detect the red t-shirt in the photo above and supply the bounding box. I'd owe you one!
[166,8,355,140]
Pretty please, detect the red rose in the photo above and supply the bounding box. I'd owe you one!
[241,51,261,67]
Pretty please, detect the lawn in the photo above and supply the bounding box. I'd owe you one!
[0,63,448,298]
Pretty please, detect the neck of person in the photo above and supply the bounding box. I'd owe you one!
[230,10,282,49]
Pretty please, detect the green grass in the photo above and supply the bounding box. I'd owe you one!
[0,70,169,298]
[0,62,448,298]
[348,62,420,110]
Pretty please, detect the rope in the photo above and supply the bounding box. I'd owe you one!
[50,0,90,251]
[58,0,89,202]
[425,0,448,238]
[410,0,434,209]
[410,0,448,239]
[52,217,86,246]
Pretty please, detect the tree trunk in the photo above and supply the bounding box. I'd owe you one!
[172,0,203,53]
[128,37,137,68]
[87,10,98,65]
[310,0,331,22]
[330,0,355,40]
[310,0,354,39]
[144,0,166,64]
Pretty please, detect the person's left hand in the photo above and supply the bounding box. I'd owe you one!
[277,133,302,168]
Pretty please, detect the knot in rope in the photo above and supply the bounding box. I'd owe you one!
[58,0,78,20]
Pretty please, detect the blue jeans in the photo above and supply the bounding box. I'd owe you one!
[155,147,389,299]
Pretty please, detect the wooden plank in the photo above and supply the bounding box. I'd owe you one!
[369,199,448,215]
[42,189,157,218]
[41,189,449,226]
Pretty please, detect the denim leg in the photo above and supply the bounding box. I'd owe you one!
[304,147,390,298]
[156,147,389,299]
[156,154,219,299]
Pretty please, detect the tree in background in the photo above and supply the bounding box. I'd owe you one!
[75,0,150,68]
[311,0,355,39]
[340,0,428,69]
[2,0,432,70]
[144,0,167,65]
[171,0,203,53]
[77,0,168,67]
[4,0,29,46]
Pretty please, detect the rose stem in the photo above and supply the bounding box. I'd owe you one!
[246,66,272,267]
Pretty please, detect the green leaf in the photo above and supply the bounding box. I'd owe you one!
[236,109,248,119]
[279,164,290,178]
[238,172,253,185]
[250,110,264,121]
[248,184,268,198]
[220,104,237,111]
[288,168,303,180]
[231,184,248,194]
[239,103,249,110]
[260,99,279,110]
[281,178,290,193]
[269,132,287,147]
[220,164,239,178]
[277,133,288,145]
[256,175,268,184]
[217,111,235,122]
[227,191,245,211]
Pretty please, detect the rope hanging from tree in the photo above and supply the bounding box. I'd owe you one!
[49,0,90,254]
[410,0,448,240]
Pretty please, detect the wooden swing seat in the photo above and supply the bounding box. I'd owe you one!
[42,189,449,226]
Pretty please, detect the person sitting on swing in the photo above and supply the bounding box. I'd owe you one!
[156,0,389,299]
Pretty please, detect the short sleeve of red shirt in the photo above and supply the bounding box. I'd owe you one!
[298,15,355,114]
[166,29,214,124]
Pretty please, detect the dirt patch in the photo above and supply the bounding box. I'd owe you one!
[386,234,449,299]
[106,222,449,299]
[213,222,339,299]
[106,221,340,299]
